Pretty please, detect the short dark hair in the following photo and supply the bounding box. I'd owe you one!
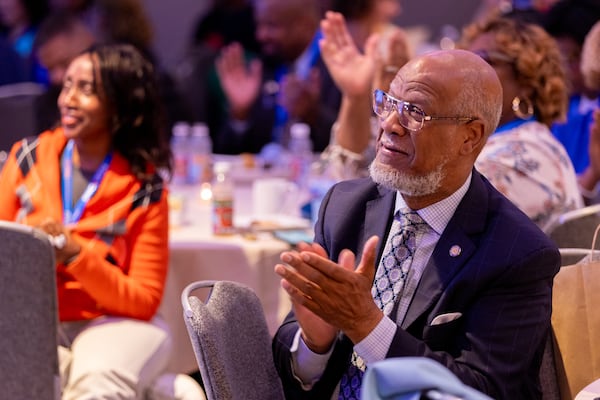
[33,11,84,50]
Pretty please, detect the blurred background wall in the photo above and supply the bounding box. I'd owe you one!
[144,0,209,70]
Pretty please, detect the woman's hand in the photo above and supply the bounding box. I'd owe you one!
[37,218,81,265]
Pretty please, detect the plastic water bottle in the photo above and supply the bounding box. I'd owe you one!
[212,161,235,235]
[188,122,212,184]
[171,121,190,186]
[288,122,313,188]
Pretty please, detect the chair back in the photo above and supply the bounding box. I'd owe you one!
[0,82,45,153]
[543,204,600,249]
[0,221,59,399]
[181,280,284,400]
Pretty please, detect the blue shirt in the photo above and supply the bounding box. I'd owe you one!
[551,94,598,174]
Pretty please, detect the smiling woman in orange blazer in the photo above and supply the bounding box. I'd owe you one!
[0,43,174,399]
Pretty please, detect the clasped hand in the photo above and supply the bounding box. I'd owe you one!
[37,218,81,265]
[275,236,382,352]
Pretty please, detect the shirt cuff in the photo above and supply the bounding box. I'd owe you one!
[354,316,396,365]
[290,328,335,390]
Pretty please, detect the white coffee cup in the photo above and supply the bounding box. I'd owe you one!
[252,178,298,219]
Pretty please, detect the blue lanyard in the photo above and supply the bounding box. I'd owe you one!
[61,140,112,225]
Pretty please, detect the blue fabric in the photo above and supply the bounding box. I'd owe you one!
[493,117,534,135]
[271,64,289,144]
[271,30,323,144]
[0,37,27,85]
[360,357,493,400]
[551,95,597,174]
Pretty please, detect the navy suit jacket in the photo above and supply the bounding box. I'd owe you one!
[272,170,560,400]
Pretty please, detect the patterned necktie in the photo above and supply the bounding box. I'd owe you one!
[338,208,427,400]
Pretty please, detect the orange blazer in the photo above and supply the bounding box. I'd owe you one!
[0,128,169,321]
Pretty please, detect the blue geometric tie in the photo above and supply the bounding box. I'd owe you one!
[338,208,426,400]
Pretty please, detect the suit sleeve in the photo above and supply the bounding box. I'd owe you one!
[385,244,559,399]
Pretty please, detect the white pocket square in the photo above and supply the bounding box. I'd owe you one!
[431,312,462,326]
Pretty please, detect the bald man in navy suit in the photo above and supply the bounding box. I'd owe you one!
[273,49,560,400]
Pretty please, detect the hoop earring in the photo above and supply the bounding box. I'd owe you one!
[512,96,534,120]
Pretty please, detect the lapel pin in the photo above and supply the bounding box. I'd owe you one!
[449,245,462,257]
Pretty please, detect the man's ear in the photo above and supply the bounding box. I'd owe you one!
[459,119,486,155]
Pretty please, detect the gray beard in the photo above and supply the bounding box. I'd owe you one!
[369,160,446,197]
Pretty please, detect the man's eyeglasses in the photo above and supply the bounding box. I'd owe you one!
[372,89,476,132]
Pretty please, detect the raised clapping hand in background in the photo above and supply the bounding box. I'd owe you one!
[319,11,378,98]
[275,236,381,351]
[278,68,321,123]
[215,42,263,121]
[319,11,410,97]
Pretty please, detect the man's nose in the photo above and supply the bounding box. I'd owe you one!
[380,112,408,136]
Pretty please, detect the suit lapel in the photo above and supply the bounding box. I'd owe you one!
[362,187,396,265]
[402,171,490,329]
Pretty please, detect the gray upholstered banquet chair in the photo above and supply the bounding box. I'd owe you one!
[0,220,59,399]
[181,280,284,400]
[543,204,600,249]
[0,82,45,153]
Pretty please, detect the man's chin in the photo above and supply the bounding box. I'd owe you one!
[369,161,443,197]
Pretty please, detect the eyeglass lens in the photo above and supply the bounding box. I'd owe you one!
[373,90,424,131]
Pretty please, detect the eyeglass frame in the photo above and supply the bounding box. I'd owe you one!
[372,89,477,132]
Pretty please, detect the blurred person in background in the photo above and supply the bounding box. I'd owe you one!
[575,21,600,205]
[460,15,583,230]
[174,0,259,127]
[209,0,341,154]
[329,0,403,52]
[48,0,91,14]
[472,0,560,23]
[543,0,600,174]
[0,43,204,400]
[0,0,50,83]
[33,11,95,132]
[192,0,259,55]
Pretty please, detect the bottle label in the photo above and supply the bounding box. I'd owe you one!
[173,154,188,185]
[213,198,234,234]
[188,154,211,184]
